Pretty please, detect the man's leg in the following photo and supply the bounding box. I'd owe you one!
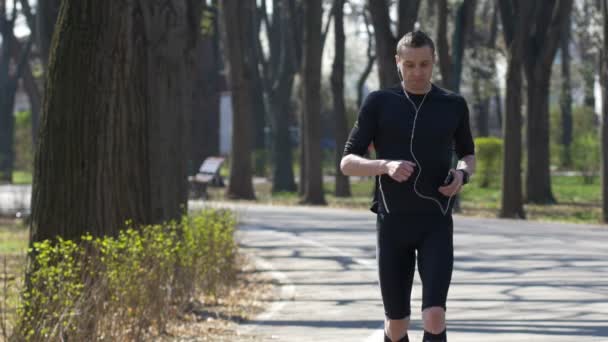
[376,213,416,342]
[417,216,453,342]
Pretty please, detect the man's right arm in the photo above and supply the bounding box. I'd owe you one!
[341,154,416,182]
[340,154,388,177]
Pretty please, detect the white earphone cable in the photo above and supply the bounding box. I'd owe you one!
[401,84,458,216]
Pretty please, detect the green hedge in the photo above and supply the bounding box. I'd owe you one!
[474,137,503,188]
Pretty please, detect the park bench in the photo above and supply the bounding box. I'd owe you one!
[188,156,225,199]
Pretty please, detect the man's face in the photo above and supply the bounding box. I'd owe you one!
[395,45,434,92]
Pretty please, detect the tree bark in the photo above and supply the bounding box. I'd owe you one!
[523,0,572,204]
[331,0,351,197]
[368,0,421,88]
[498,0,530,219]
[560,7,573,168]
[601,0,608,223]
[220,0,256,200]
[30,0,200,243]
[301,0,325,204]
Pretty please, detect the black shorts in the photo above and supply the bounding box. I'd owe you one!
[376,212,454,320]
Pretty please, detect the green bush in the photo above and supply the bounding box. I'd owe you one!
[550,105,599,169]
[571,132,600,184]
[13,209,237,341]
[474,137,503,188]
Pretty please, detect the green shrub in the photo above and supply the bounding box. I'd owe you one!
[571,132,600,184]
[474,137,503,188]
[13,209,238,341]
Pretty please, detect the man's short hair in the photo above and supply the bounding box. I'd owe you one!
[396,30,436,57]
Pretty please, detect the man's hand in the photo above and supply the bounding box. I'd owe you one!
[384,160,416,182]
[438,169,463,196]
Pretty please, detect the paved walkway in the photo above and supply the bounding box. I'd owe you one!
[192,202,608,342]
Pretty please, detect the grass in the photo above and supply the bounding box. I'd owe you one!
[209,174,605,225]
[0,219,28,337]
[11,171,32,185]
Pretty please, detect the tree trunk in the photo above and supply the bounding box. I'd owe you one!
[523,0,572,204]
[13,0,41,147]
[525,68,555,203]
[560,8,573,168]
[601,0,608,223]
[30,0,200,243]
[472,75,489,137]
[368,0,420,88]
[301,0,325,205]
[498,0,530,219]
[220,0,256,200]
[270,87,297,193]
[263,0,298,193]
[357,8,376,108]
[436,0,475,92]
[494,79,503,132]
[191,3,221,175]
[0,4,26,183]
[331,0,351,197]
[247,4,268,177]
[576,1,597,110]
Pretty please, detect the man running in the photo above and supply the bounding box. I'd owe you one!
[340,30,476,342]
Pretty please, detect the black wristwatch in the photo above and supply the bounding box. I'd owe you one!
[458,169,469,185]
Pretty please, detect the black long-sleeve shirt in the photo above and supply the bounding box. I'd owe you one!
[343,83,475,215]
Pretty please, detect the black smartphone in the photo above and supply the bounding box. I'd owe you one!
[443,171,454,185]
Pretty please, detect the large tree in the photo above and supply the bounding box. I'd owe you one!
[220,0,256,199]
[498,0,532,219]
[30,1,201,242]
[331,0,351,197]
[523,0,572,204]
[368,0,422,88]
[602,0,608,223]
[300,0,325,204]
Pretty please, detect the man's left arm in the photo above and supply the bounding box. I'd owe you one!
[438,97,476,196]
